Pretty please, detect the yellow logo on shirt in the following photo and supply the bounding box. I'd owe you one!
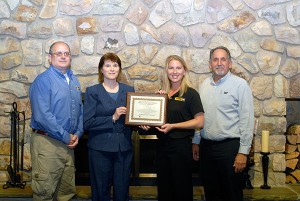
[175,97,185,102]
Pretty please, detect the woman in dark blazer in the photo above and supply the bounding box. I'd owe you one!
[83,53,134,201]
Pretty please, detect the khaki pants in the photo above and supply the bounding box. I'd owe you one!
[31,133,76,201]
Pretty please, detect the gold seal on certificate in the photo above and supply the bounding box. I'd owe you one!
[125,92,168,126]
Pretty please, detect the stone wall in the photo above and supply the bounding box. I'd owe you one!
[0,0,300,186]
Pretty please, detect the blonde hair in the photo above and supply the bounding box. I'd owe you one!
[162,55,192,97]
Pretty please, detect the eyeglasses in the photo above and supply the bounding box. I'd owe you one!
[51,52,71,57]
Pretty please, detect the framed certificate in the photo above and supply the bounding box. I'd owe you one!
[125,92,168,126]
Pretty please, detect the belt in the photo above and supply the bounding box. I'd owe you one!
[201,137,239,145]
[33,129,48,136]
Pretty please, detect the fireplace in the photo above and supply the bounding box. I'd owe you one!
[130,132,158,186]
[74,134,90,185]
[132,132,157,178]
[132,131,202,185]
[75,94,200,185]
[285,98,300,128]
[74,131,201,186]
[284,98,300,184]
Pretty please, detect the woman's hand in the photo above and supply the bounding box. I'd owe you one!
[113,106,127,121]
[155,123,174,134]
[156,89,166,94]
[139,125,151,130]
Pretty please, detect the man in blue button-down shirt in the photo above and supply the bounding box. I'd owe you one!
[192,46,254,201]
[29,41,83,201]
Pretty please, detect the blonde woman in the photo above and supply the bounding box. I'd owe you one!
[141,55,204,201]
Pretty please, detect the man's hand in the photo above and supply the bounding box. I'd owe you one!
[192,144,199,161]
[233,153,247,173]
[68,134,78,149]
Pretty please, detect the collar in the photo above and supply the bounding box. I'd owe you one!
[210,71,231,86]
[50,65,73,78]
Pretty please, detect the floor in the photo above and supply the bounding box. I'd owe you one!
[0,199,158,201]
[1,184,300,201]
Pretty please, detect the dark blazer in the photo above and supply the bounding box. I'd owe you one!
[83,83,134,152]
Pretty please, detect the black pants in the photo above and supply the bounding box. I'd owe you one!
[156,137,193,201]
[200,138,244,201]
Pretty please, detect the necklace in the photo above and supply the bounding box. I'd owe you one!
[102,82,119,93]
[168,88,179,99]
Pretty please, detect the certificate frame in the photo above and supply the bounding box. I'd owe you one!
[125,92,168,126]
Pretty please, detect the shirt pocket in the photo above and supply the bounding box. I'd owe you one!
[216,91,237,112]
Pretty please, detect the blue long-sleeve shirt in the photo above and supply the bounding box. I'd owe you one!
[29,65,83,144]
[192,72,254,155]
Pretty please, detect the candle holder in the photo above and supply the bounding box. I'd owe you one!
[260,152,271,189]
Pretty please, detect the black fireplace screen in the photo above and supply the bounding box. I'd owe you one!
[75,131,201,186]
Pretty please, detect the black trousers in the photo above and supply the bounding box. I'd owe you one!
[200,138,244,201]
[156,137,193,201]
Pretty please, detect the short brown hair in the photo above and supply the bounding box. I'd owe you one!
[98,53,122,83]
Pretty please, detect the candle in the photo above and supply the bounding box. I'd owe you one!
[261,130,269,152]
